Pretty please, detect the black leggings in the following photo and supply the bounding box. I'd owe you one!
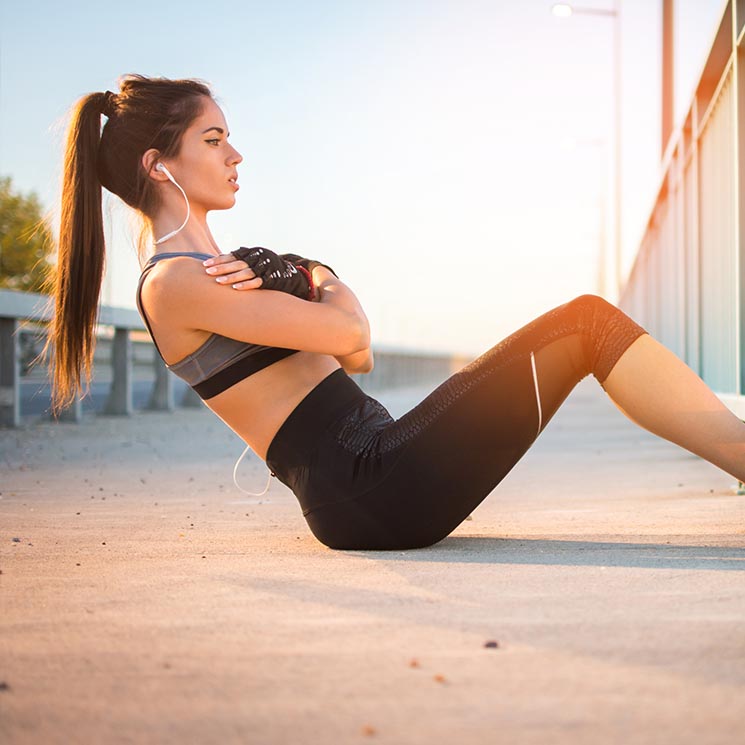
[265,294,649,550]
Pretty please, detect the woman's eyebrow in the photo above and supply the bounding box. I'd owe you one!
[201,126,229,136]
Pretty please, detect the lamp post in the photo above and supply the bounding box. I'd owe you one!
[551,1,622,303]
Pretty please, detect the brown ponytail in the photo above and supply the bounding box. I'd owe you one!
[44,91,108,414]
[44,74,212,415]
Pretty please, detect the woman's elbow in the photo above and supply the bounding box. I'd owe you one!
[337,348,374,374]
[356,324,371,353]
[358,354,374,374]
[343,315,370,354]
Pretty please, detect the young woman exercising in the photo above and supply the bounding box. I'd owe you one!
[46,74,745,550]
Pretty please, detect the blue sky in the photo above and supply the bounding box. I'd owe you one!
[0,0,725,355]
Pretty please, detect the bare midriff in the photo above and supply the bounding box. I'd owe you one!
[156,320,341,461]
[203,351,341,461]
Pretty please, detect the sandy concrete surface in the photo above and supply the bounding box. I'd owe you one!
[1,377,744,745]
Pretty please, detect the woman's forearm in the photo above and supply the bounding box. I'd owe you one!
[313,266,370,351]
[310,266,373,371]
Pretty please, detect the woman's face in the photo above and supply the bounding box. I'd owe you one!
[162,96,243,213]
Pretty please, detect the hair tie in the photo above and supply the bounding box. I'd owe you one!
[102,90,118,118]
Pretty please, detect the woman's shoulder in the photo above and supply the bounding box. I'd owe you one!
[142,251,213,275]
[137,254,220,359]
[139,254,213,317]
[142,252,211,284]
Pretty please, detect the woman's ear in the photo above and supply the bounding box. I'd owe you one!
[142,148,167,182]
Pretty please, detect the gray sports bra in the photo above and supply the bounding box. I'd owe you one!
[136,251,299,399]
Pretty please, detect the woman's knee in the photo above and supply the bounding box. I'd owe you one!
[563,294,648,383]
[565,293,615,317]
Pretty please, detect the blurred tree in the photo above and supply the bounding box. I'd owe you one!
[0,175,54,293]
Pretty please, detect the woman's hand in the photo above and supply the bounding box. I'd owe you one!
[204,247,316,300]
[202,253,263,291]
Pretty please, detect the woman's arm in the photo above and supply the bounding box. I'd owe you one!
[145,258,370,355]
[334,346,374,374]
[309,267,374,374]
[198,255,375,370]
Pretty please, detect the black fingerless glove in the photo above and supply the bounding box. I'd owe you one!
[279,253,339,279]
[230,246,314,300]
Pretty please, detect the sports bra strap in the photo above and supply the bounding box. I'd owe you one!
[147,251,216,265]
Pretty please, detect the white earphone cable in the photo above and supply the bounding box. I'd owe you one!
[154,166,191,245]
[151,165,270,495]
[232,442,272,497]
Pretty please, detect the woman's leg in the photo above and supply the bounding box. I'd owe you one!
[304,293,742,551]
[309,294,650,549]
[600,332,745,483]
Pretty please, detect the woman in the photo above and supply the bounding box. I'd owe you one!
[46,74,745,550]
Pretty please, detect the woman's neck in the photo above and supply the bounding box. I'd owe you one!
[150,210,221,256]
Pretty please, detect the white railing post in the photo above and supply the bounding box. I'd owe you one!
[104,327,132,415]
[0,317,20,427]
[57,396,83,423]
[148,354,175,410]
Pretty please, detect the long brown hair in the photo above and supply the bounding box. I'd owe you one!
[44,73,212,414]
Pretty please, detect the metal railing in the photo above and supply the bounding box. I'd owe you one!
[0,288,471,428]
[619,0,745,417]
[0,288,179,427]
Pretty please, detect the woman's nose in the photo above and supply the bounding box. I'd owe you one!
[230,146,243,165]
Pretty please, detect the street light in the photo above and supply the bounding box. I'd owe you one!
[551,3,618,18]
[551,1,622,302]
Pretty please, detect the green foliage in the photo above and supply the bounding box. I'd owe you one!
[0,175,55,293]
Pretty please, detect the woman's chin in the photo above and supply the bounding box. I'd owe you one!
[210,196,238,211]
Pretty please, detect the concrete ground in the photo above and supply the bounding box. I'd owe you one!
[1,376,744,745]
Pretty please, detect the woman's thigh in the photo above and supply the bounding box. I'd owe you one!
[308,336,589,549]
